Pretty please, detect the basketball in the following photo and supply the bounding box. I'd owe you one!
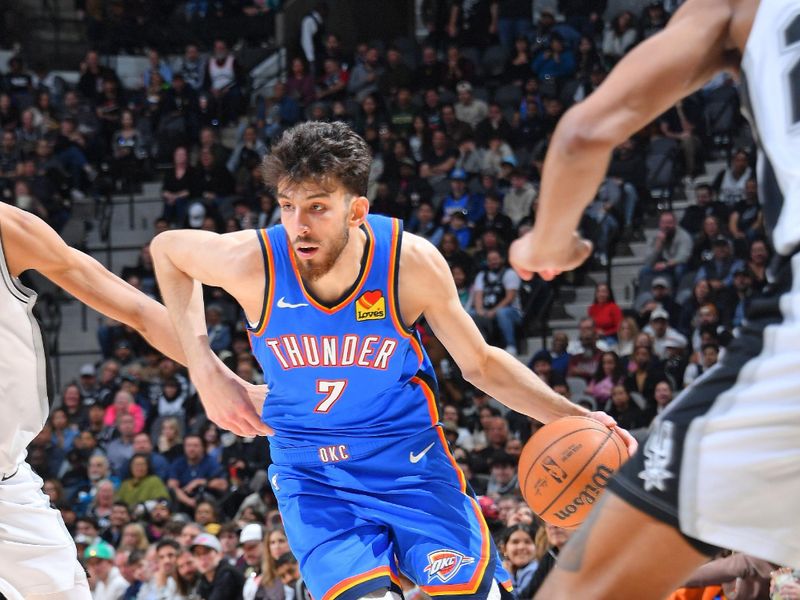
[518,416,628,528]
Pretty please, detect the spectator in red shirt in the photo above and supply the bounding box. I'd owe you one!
[588,282,623,342]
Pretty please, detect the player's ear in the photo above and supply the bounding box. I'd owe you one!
[349,195,369,226]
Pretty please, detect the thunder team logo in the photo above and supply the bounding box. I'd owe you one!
[355,289,386,321]
[423,550,475,583]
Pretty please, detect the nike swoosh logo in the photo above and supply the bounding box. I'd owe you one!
[277,296,309,309]
[271,474,280,490]
[409,442,436,464]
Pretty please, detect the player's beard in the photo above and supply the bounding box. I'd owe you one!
[294,222,350,282]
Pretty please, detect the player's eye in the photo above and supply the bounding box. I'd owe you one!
[280,204,293,211]
[311,204,326,212]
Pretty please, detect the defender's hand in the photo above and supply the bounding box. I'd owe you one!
[510,230,593,281]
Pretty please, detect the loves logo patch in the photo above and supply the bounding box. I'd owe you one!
[355,289,386,321]
[423,549,475,583]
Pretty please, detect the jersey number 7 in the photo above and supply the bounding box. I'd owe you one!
[314,379,348,413]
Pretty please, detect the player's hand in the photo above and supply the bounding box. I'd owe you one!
[586,411,638,456]
[193,362,273,437]
[779,581,800,600]
[245,382,269,415]
[509,229,593,281]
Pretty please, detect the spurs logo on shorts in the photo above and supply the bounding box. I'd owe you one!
[638,420,675,492]
[423,549,475,583]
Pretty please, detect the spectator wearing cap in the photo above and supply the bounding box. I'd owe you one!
[694,235,745,291]
[78,362,100,404]
[636,276,681,329]
[486,451,519,496]
[192,532,245,599]
[725,265,754,329]
[502,169,537,227]
[440,168,484,225]
[236,523,264,579]
[644,307,688,361]
[640,211,693,290]
[454,81,488,129]
[85,541,128,600]
[443,209,473,250]
[115,453,169,510]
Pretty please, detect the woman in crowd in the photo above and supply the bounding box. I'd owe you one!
[602,10,638,64]
[284,56,316,109]
[251,528,291,600]
[612,316,640,360]
[505,36,533,86]
[155,416,185,463]
[119,522,150,553]
[679,279,715,337]
[586,351,625,408]
[175,548,200,599]
[500,524,539,598]
[746,237,770,292]
[116,453,170,509]
[606,383,648,430]
[60,382,87,428]
[587,282,623,343]
[50,407,78,453]
[161,145,199,226]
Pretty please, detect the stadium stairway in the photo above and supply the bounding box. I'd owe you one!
[518,158,730,362]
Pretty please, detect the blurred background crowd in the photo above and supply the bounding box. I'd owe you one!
[0,0,782,598]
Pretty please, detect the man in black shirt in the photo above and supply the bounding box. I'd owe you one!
[192,533,245,600]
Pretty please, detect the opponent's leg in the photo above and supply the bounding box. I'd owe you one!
[534,492,707,600]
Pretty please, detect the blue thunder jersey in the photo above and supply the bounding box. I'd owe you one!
[248,214,439,458]
[247,215,512,599]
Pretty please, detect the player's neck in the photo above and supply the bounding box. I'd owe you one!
[303,226,367,303]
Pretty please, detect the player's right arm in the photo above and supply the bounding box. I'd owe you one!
[401,233,636,453]
[150,228,271,437]
[510,0,740,280]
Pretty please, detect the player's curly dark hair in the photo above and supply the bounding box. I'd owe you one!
[262,121,372,197]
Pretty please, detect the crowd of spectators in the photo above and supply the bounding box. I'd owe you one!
[1,0,771,598]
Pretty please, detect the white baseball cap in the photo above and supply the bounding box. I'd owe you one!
[239,523,263,545]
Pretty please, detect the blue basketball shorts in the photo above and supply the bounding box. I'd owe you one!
[267,426,512,600]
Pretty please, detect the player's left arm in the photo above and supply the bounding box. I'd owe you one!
[404,234,590,424]
[0,204,186,364]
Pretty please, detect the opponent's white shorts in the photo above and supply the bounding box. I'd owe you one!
[0,461,89,597]
[610,252,800,568]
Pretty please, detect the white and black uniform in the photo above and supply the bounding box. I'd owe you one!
[0,228,89,598]
[610,1,800,569]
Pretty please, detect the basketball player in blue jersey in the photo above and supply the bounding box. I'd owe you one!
[151,120,637,600]
[510,0,800,598]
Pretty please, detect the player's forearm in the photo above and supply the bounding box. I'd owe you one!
[533,113,615,244]
[466,347,587,424]
[151,234,217,374]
